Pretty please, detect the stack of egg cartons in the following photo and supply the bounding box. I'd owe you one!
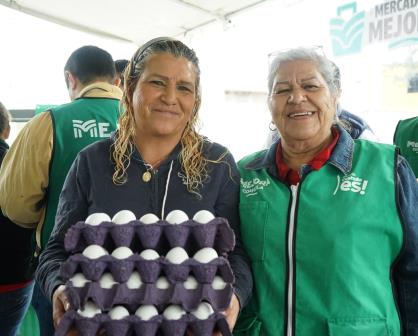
[56,209,236,336]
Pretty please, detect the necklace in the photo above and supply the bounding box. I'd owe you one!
[142,164,153,182]
[140,157,167,183]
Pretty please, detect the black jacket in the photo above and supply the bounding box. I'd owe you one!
[0,139,8,166]
[0,138,35,284]
[36,135,253,307]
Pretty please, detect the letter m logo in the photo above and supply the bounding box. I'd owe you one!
[72,120,98,138]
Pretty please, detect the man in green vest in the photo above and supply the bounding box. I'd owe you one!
[0,45,122,335]
[394,117,418,180]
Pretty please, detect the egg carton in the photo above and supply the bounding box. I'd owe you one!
[65,280,233,312]
[60,254,234,284]
[55,309,231,336]
[64,218,235,256]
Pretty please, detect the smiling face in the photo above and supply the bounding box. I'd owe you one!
[132,53,197,142]
[268,59,338,147]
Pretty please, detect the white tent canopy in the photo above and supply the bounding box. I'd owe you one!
[1,0,417,158]
[0,0,272,45]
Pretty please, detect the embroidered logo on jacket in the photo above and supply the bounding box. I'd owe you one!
[241,178,271,196]
[407,140,418,153]
[333,173,368,195]
[72,120,111,139]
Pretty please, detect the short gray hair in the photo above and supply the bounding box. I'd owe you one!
[267,47,339,95]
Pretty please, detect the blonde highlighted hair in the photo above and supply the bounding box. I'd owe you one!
[112,38,220,196]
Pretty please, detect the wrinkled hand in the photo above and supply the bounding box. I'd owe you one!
[186,294,240,336]
[52,285,78,335]
[213,293,240,336]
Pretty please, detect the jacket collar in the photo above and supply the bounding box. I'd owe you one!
[131,142,181,168]
[77,82,123,100]
[244,124,354,177]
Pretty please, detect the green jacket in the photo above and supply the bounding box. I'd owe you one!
[41,94,121,249]
[234,138,403,336]
[394,117,418,178]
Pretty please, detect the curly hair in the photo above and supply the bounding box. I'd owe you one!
[112,38,214,196]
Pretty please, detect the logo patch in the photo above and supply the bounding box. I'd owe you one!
[330,2,365,56]
[241,177,271,196]
[333,173,368,195]
[407,140,418,153]
[72,120,111,139]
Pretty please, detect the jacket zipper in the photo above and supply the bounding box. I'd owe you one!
[287,184,299,336]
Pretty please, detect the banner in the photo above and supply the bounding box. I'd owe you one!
[330,0,418,56]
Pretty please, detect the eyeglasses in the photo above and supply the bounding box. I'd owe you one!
[129,37,176,76]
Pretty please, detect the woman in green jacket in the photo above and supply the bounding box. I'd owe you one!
[234,47,418,336]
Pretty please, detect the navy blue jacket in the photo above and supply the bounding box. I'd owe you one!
[36,134,253,308]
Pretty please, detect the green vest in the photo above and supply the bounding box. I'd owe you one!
[394,117,418,178]
[234,140,403,336]
[40,97,120,249]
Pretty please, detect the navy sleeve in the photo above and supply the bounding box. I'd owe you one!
[215,151,253,309]
[393,155,418,335]
[35,153,89,300]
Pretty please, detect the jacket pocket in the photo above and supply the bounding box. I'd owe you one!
[233,315,262,336]
[328,317,391,336]
[239,201,267,262]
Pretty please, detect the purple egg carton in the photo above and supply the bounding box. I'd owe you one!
[65,280,233,312]
[56,309,231,336]
[61,254,234,285]
[64,218,235,256]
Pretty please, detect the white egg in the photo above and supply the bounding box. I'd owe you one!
[139,213,160,224]
[109,306,130,320]
[193,247,218,263]
[85,213,111,226]
[139,249,160,260]
[77,301,101,318]
[155,276,170,289]
[112,210,136,225]
[126,271,142,289]
[165,210,188,224]
[183,276,198,290]
[165,247,189,264]
[211,276,227,290]
[193,210,215,224]
[99,273,118,289]
[111,246,133,260]
[191,302,214,320]
[163,305,186,320]
[70,273,91,288]
[82,245,108,259]
[135,305,159,321]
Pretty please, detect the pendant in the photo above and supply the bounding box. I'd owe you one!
[142,171,152,182]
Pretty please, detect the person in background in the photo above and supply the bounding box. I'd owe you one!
[36,37,252,335]
[0,102,11,163]
[234,47,418,335]
[0,46,122,335]
[114,58,129,89]
[0,102,34,336]
[266,60,376,146]
[394,116,418,180]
